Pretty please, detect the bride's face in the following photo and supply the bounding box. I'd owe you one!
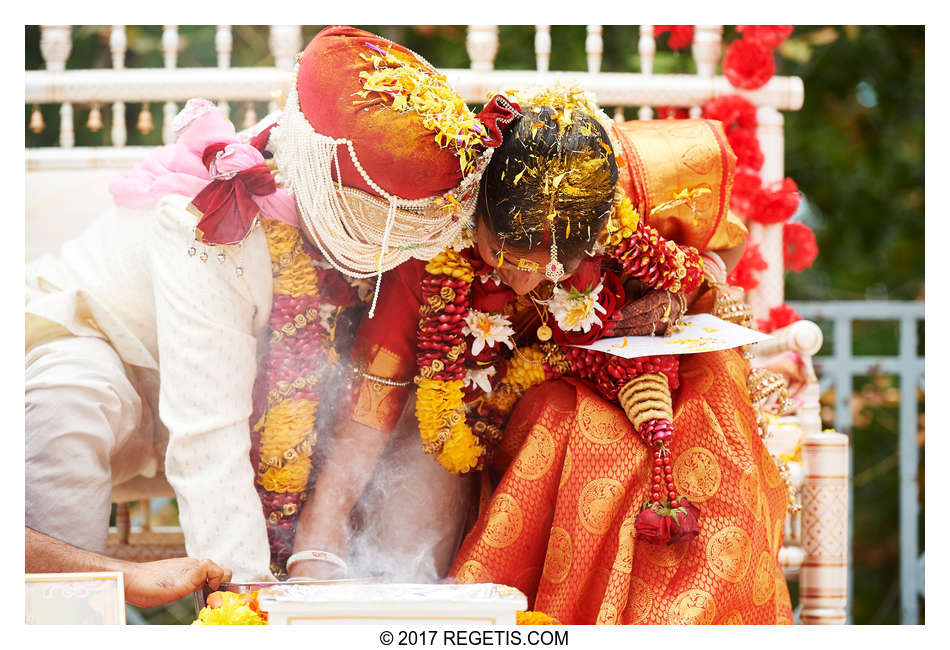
[474,215,578,295]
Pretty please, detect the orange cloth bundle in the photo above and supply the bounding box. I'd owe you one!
[613,119,747,252]
[296,25,484,200]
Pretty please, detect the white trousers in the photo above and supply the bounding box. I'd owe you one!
[25,336,158,553]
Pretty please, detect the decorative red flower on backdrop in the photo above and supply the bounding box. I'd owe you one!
[702,94,758,131]
[749,178,801,225]
[655,106,690,120]
[783,221,819,272]
[723,39,776,90]
[654,25,695,50]
[726,128,764,171]
[731,165,763,217]
[736,25,794,50]
[756,303,803,333]
[728,241,769,290]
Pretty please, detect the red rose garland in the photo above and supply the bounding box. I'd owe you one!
[783,221,819,272]
[654,25,695,50]
[725,128,764,171]
[756,303,803,333]
[723,39,775,90]
[727,241,769,291]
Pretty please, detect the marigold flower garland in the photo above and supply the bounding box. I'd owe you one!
[250,218,350,577]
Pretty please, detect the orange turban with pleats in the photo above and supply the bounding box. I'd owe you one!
[296,25,482,200]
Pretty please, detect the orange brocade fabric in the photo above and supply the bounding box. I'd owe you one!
[451,350,794,625]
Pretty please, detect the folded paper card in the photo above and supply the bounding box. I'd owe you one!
[573,313,770,359]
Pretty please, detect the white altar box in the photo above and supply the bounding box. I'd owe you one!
[258,583,527,625]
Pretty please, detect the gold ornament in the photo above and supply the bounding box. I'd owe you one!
[29,105,45,134]
[136,104,154,135]
[536,324,553,341]
[86,104,103,132]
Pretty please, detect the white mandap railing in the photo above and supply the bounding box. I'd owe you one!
[27,25,863,624]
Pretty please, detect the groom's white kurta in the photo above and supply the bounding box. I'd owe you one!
[26,193,275,581]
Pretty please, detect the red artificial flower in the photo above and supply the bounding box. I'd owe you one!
[654,25,695,50]
[471,276,516,314]
[731,165,763,217]
[749,178,801,225]
[726,128,764,171]
[783,221,819,272]
[667,498,701,544]
[727,241,769,290]
[635,506,673,544]
[723,39,776,90]
[756,303,802,333]
[655,106,690,120]
[736,25,794,50]
[702,94,757,132]
[564,257,601,292]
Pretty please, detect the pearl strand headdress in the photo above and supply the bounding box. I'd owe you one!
[270,61,494,316]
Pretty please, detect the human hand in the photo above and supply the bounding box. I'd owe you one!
[605,289,685,337]
[123,557,231,609]
[286,527,348,581]
[758,351,808,412]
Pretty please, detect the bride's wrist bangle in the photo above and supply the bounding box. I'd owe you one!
[286,550,348,574]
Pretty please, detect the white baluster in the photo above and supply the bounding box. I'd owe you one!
[467,25,499,72]
[268,25,302,113]
[216,25,232,119]
[586,25,603,74]
[614,107,624,123]
[39,25,71,72]
[59,103,74,148]
[269,25,302,71]
[162,25,179,145]
[746,106,786,319]
[690,25,722,117]
[110,26,127,147]
[535,25,551,73]
[638,25,655,120]
[40,26,73,147]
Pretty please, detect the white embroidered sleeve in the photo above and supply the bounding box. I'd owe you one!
[150,194,274,581]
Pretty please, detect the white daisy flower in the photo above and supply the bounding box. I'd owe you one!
[463,365,497,394]
[462,309,515,356]
[549,281,607,332]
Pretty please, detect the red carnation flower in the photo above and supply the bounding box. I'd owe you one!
[756,303,802,333]
[749,178,801,225]
[737,25,794,50]
[655,106,690,120]
[783,221,819,272]
[727,241,768,290]
[654,25,695,50]
[702,94,757,132]
[726,128,764,171]
[723,39,776,90]
[731,165,763,217]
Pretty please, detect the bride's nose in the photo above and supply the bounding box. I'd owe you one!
[501,268,544,295]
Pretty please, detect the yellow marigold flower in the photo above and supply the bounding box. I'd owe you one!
[258,456,311,493]
[506,346,547,390]
[263,220,320,297]
[436,422,483,474]
[425,248,474,282]
[192,592,266,625]
[258,398,317,459]
[416,380,465,444]
[517,610,560,625]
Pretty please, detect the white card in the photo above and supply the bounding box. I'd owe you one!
[571,313,770,359]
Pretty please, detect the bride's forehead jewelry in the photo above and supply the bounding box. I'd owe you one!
[545,225,565,282]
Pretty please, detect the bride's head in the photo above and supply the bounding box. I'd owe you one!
[475,94,618,295]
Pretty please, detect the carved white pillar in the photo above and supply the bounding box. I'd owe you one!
[110,26,127,147]
[269,25,301,113]
[467,25,499,72]
[40,26,73,147]
[534,25,551,73]
[800,431,849,624]
[614,107,624,123]
[638,26,655,120]
[215,26,233,119]
[39,25,71,72]
[162,25,179,144]
[746,106,786,319]
[690,25,722,118]
[586,25,603,74]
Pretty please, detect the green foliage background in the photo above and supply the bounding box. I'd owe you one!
[26,25,924,625]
